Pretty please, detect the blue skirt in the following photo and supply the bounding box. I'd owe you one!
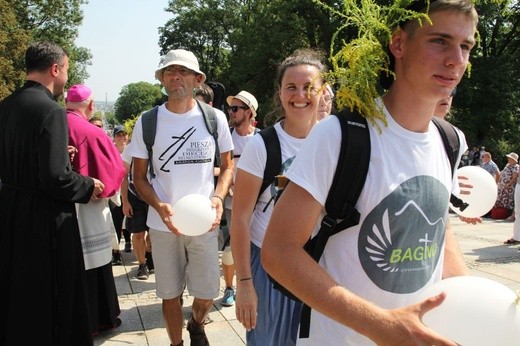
[247,242,302,346]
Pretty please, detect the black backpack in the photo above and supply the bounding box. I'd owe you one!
[259,110,463,338]
[141,99,221,178]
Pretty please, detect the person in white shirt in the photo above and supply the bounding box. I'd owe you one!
[220,90,259,308]
[232,49,327,346]
[262,1,478,345]
[130,49,234,346]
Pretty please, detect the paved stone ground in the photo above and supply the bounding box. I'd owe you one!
[94,214,520,345]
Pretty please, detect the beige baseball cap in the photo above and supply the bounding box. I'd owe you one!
[226,90,258,118]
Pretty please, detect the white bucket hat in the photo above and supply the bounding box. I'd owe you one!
[155,49,206,82]
[226,90,258,118]
[506,152,518,162]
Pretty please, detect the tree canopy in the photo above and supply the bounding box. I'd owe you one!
[114,82,163,124]
[1,0,519,166]
[0,0,90,100]
[157,0,520,164]
[0,0,30,99]
[451,0,520,165]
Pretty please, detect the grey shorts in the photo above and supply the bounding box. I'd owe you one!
[125,192,149,233]
[149,228,220,300]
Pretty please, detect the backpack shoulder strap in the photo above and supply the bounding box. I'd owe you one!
[258,125,282,202]
[431,117,468,211]
[299,109,370,339]
[432,116,460,177]
[325,109,371,228]
[197,99,221,167]
[304,109,370,265]
[141,106,159,179]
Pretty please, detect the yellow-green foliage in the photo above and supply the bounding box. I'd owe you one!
[314,0,431,130]
[123,114,139,139]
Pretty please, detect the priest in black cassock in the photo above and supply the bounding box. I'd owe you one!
[0,42,105,346]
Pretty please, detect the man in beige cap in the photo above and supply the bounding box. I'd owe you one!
[219,90,259,308]
[129,49,234,346]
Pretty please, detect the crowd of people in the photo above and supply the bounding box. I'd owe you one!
[463,144,519,226]
[457,143,520,244]
[3,1,518,345]
[466,149,520,245]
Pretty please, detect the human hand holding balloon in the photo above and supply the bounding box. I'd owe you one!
[450,166,497,219]
[458,215,482,224]
[367,293,459,346]
[210,195,224,229]
[455,174,482,224]
[415,276,520,346]
[457,175,472,195]
[158,202,181,236]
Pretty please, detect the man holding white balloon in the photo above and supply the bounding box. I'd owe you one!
[129,49,234,346]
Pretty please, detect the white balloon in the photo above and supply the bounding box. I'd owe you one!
[173,194,216,236]
[416,276,520,346]
[450,165,497,218]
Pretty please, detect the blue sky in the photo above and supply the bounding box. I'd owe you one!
[76,0,170,102]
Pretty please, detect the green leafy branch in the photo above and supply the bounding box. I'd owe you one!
[314,0,431,129]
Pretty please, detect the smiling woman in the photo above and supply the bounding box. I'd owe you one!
[231,48,327,346]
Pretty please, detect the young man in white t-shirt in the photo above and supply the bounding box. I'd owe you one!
[262,1,478,345]
[130,49,234,346]
[220,90,259,307]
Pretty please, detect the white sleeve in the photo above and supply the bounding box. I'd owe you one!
[236,133,267,179]
[286,116,342,207]
[121,143,133,164]
[215,109,234,154]
[125,115,148,160]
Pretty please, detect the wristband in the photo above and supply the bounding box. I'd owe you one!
[212,195,224,204]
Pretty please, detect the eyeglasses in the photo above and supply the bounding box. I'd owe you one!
[163,66,193,76]
[227,105,248,113]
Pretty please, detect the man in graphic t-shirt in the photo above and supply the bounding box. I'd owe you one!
[129,49,234,346]
[262,1,479,345]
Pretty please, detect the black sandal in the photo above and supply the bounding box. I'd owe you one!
[187,318,209,346]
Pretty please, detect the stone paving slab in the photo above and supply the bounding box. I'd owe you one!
[94,215,520,345]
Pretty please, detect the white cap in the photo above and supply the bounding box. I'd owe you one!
[226,90,258,118]
[155,49,206,82]
[506,152,518,162]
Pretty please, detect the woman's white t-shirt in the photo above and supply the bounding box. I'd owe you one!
[237,122,306,248]
[287,106,456,345]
